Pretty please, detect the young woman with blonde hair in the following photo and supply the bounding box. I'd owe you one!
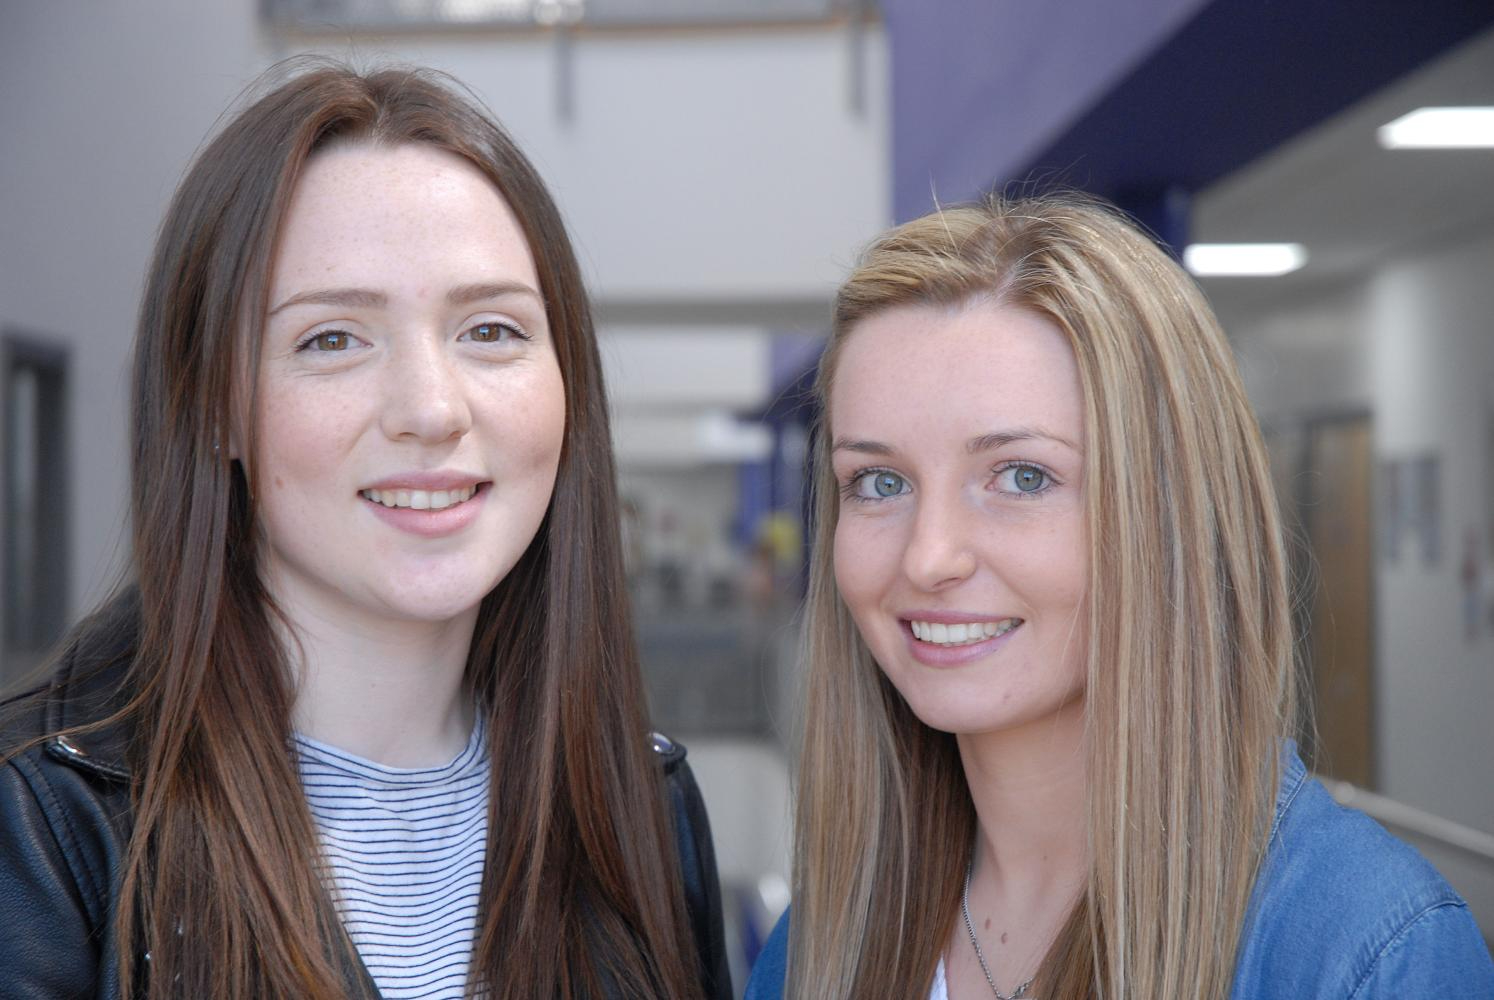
[0,64,728,1000]
[745,194,1493,998]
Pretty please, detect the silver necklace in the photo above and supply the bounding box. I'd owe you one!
[960,859,1034,1000]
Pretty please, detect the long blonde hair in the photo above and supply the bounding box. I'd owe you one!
[788,194,1296,999]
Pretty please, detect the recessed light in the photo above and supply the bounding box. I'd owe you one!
[1183,243,1307,277]
[1377,107,1494,149]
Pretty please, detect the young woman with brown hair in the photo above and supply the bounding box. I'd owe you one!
[744,195,1493,998]
[0,65,729,1000]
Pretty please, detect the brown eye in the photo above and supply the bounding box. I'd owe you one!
[465,322,522,343]
[309,331,351,351]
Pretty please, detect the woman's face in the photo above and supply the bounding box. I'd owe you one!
[829,300,1088,738]
[250,142,565,627]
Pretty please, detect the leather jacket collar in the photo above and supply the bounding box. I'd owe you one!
[38,589,141,783]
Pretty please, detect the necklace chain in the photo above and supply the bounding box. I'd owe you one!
[960,859,1033,1000]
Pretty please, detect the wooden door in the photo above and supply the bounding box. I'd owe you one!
[1301,416,1375,786]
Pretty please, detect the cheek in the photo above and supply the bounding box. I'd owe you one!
[833,515,901,619]
[1006,513,1088,605]
[497,365,566,471]
[252,387,354,490]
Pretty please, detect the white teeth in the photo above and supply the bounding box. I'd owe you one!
[909,618,1021,647]
[362,485,477,511]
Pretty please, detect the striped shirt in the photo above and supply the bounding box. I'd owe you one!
[295,722,490,1000]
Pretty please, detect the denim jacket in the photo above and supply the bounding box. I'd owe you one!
[745,748,1494,998]
[1228,746,1492,997]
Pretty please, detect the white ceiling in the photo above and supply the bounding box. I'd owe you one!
[1193,26,1494,325]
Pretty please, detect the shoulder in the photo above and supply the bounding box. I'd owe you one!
[0,591,140,920]
[743,908,789,1000]
[0,597,140,998]
[1,588,140,756]
[649,730,689,774]
[649,731,735,1000]
[1232,749,1494,998]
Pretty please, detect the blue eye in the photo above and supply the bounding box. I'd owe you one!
[997,463,1051,495]
[1013,465,1045,492]
[848,469,909,501]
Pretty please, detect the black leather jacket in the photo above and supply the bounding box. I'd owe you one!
[0,597,732,1000]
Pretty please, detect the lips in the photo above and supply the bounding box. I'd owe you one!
[359,485,478,511]
[902,615,1021,648]
[358,476,490,538]
[896,613,1026,666]
[908,617,1023,647]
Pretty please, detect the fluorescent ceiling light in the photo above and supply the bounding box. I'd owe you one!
[1183,243,1307,277]
[1377,107,1494,149]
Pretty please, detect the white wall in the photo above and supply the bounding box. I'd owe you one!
[0,3,889,629]
[270,25,890,303]
[1223,225,1494,927]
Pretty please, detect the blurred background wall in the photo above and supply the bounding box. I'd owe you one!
[3,0,1492,986]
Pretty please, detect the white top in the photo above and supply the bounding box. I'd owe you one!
[929,958,949,1000]
[295,721,490,1000]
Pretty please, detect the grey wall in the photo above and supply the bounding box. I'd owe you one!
[0,3,269,623]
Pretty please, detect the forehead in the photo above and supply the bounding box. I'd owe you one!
[271,142,538,290]
[829,300,1084,444]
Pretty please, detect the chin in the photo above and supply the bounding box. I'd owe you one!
[371,569,507,625]
[901,696,1013,736]
[887,672,1086,740]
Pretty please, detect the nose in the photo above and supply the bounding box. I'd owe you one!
[378,339,473,444]
[901,487,978,592]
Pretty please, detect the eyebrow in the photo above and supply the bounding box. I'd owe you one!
[269,287,384,316]
[966,427,1080,453]
[830,427,1080,457]
[268,281,543,317]
[445,281,544,308]
[830,438,895,456]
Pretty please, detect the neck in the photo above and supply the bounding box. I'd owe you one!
[943,698,1088,998]
[272,588,480,769]
[957,696,1088,903]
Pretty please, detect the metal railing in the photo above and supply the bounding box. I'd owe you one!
[1321,778,1494,868]
[263,0,860,31]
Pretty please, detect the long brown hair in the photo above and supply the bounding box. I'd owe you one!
[106,63,703,999]
[788,195,1296,998]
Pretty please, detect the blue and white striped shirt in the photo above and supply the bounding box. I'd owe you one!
[295,722,490,1000]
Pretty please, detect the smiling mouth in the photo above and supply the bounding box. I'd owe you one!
[908,618,1023,647]
[359,484,484,511]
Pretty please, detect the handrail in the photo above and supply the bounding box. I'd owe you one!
[263,0,872,34]
[1320,777,1494,868]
